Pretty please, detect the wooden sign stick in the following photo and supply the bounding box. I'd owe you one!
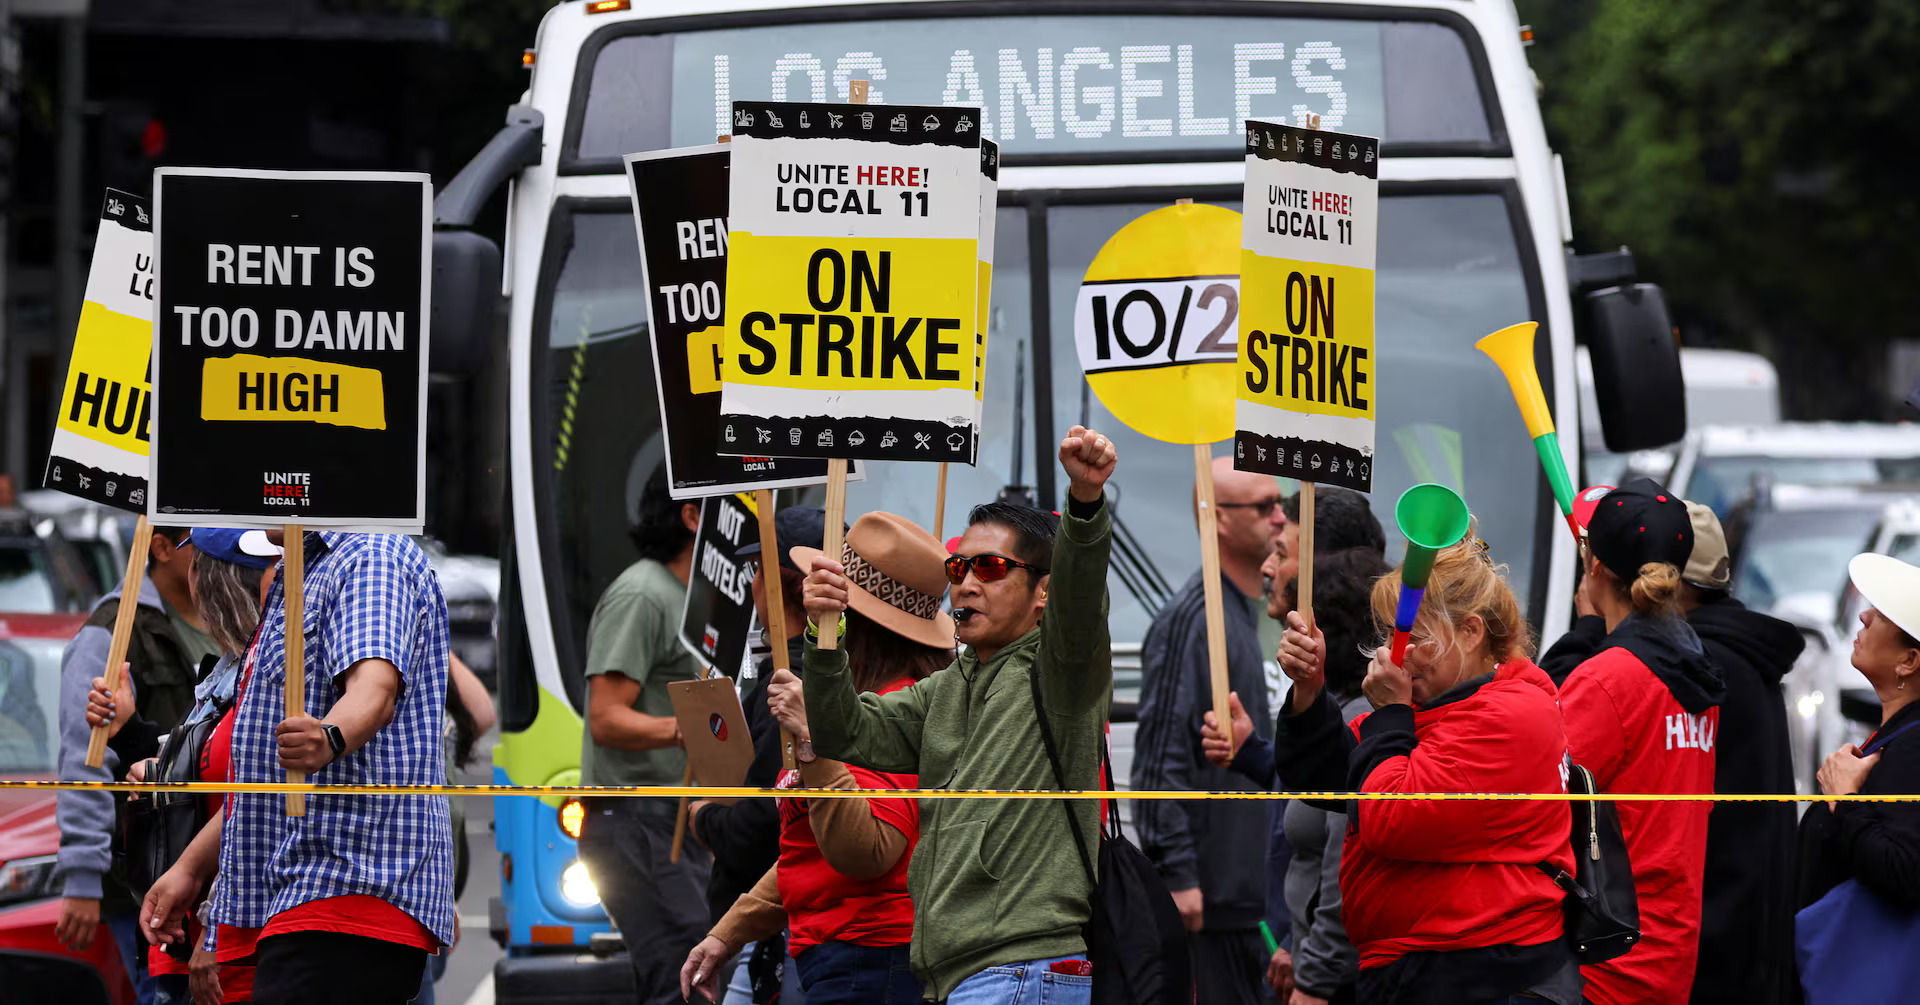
[811,79,867,655]
[934,463,949,540]
[84,515,154,768]
[755,488,798,771]
[1298,481,1317,636]
[1192,445,1235,748]
[283,525,307,817]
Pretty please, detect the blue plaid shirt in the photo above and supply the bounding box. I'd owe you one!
[209,532,455,946]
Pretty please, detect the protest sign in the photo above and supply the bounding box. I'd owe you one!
[150,169,431,531]
[1072,199,1243,743]
[679,492,760,676]
[1072,202,1243,444]
[626,144,848,499]
[44,190,154,512]
[718,99,983,463]
[1234,121,1378,493]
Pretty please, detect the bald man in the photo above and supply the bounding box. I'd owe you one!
[1134,456,1285,1005]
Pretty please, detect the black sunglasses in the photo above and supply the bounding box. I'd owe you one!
[945,553,1049,585]
[1215,495,1284,517]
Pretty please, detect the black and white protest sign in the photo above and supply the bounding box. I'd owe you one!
[43,190,155,512]
[150,169,431,530]
[719,100,982,462]
[680,493,760,675]
[625,145,847,499]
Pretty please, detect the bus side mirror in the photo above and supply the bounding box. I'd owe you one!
[1586,283,1686,452]
[430,230,501,378]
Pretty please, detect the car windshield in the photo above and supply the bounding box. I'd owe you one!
[0,543,57,614]
[0,632,62,774]
[527,187,1544,701]
[1732,508,1882,616]
[1690,455,1920,517]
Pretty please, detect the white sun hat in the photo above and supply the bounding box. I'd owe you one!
[1848,553,1920,641]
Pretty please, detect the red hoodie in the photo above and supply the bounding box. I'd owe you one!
[1340,659,1575,968]
[1561,642,1720,1005]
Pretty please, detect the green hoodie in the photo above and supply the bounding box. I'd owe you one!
[803,500,1113,1000]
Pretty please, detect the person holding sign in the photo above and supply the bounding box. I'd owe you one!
[1270,535,1583,1004]
[207,531,455,1004]
[575,463,709,1005]
[681,512,954,1004]
[1554,481,1724,1005]
[794,426,1116,1003]
[53,525,208,989]
[1132,456,1285,1004]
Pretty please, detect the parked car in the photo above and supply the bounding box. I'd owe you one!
[0,510,100,614]
[17,491,136,599]
[0,610,133,1005]
[418,537,500,690]
[1662,423,1920,521]
[1577,347,1781,488]
[1728,485,1903,627]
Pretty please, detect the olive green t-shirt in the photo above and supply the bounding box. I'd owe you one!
[579,558,702,787]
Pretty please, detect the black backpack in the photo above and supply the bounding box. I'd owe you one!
[1031,669,1191,1005]
[1538,762,1640,963]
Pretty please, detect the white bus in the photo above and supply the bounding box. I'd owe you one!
[425,1,1682,996]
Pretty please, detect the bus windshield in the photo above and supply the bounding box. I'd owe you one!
[529,188,1544,700]
[568,12,1497,167]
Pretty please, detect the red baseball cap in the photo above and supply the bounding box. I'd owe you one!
[1571,485,1615,532]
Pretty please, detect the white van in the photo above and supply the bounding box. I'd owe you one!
[1576,345,1780,487]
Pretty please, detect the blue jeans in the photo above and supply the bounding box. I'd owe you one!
[946,954,1092,1005]
[108,914,181,1005]
[794,941,918,1005]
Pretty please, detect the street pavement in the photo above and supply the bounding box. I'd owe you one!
[438,729,504,1005]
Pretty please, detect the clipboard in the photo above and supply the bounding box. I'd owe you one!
[668,676,756,799]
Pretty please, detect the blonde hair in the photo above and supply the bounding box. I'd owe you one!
[1370,533,1534,665]
[1626,561,1683,618]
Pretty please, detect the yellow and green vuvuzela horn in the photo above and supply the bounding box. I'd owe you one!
[1475,321,1578,539]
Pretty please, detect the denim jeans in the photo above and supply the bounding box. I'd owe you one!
[946,954,1092,1005]
[793,941,918,1005]
[108,914,180,1005]
[722,939,808,1005]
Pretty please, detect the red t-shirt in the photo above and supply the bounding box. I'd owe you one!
[776,677,919,955]
[1561,647,1719,1005]
[263,894,439,951]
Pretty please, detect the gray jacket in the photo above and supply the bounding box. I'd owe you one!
[1133,571,1273,929]
[54,578,192,903]
[1281,694,1370,998]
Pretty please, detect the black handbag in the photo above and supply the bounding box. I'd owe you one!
[1030,668,1191,1005]
[123,678,230,959]
[1538,763,1640,963]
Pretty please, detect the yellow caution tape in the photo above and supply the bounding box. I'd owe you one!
[0,779,1901,803]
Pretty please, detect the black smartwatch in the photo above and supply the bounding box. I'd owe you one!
[321,722,347,762]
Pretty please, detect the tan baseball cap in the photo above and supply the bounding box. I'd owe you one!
[1682,501,1731,590]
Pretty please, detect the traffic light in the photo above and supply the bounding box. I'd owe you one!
[96,101,166,196]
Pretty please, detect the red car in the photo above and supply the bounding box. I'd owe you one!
[0,610,135,1005]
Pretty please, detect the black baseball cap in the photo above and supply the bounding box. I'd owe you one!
[1585,478,1693,584]
[736,507,831,572]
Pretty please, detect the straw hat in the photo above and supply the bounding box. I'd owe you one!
[791,512,956,650]
[1849,554,1920,641]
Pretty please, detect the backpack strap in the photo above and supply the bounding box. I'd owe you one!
[1030,665,1098,887]
[1864,720,1920,757]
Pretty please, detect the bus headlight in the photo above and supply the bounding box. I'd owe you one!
[560,860,600,907]
[558,798,585,840]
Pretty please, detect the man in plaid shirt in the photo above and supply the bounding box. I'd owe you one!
[208,531,455,1004]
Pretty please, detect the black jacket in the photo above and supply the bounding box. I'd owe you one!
[1795,699,1920,912]
[689,634,806,925]
[1686,595,1803,1005]
[1132,572,1273,929]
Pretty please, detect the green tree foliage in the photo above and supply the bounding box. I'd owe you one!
[1519,0,1920,417]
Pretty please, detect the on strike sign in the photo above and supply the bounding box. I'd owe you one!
[151,169,431,530]
[1234,121,1378,492]
[720,100,982,462]
[43,190,155,512]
